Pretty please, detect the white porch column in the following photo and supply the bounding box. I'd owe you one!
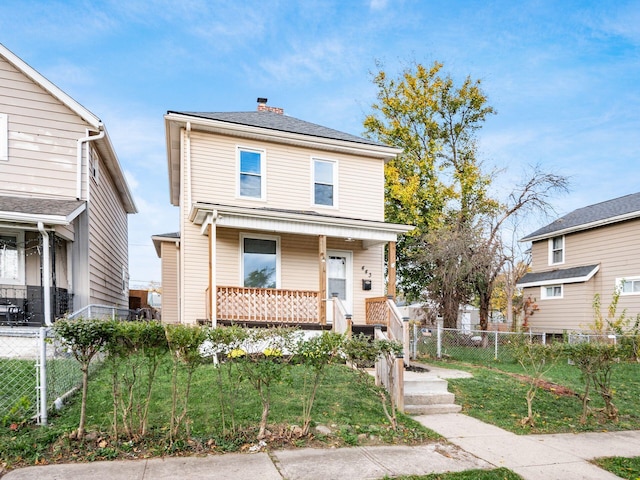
[37,222,52,326]
[207,213,217,327]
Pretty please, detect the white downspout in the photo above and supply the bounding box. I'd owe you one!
[186,122,192,208]
[38,222,52,327]
[76,129,105,200]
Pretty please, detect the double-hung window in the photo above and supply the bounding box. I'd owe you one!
[313,159,336,207]
[541,284,563,299]
[0,231,24,284]
[549,236,564,265]
[238,147,265,200]
[242,235,279,289]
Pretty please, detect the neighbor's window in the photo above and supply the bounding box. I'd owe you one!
[242,235,278,288]
[0,113,8,161]
[618,277,640,295]
[549,236,564,265]
[238,148,265,199]
[313,159,336,207]
[0,232,24,284]
[541,284,563,299]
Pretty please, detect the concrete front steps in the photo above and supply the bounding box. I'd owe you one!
[402,365,469,415]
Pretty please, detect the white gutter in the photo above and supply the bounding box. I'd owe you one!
[37,222,52,326]
[76,128,105,200]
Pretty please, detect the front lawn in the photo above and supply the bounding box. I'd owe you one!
[0,358,437,469]
[594,456,640,479]
[426,359,640,434]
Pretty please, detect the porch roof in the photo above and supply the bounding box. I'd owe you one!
[189,202,413,246]
[0,195,86,226]
[517,264,600,288]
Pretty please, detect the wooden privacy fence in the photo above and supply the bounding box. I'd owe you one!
[216,286,321,324]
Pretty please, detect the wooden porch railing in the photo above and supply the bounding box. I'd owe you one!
[216,286,321,324]
[365,296,410,366]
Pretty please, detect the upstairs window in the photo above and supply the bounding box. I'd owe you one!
[0,113,7,161]
[0,231,24,284]
[541,284,563,299]
[313,159,336,207]
[549,236,564,265]
[238,148,265,199]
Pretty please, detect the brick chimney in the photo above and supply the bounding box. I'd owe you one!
[256,97,284,115]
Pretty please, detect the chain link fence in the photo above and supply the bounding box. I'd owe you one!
[411,325,546,365]
[0,324,105,427]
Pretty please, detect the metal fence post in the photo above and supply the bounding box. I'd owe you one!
[494,330,499,361]
[38,326,48,426]
[436,319,442,359]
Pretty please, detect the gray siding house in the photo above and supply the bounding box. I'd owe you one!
[517,192,640,333]
[0,43,136,326]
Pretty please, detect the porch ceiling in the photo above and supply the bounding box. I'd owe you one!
[189,202,413,245]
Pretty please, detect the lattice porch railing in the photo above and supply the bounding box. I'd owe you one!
[216,286,321,324]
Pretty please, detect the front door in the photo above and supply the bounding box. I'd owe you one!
[326,250,352,322]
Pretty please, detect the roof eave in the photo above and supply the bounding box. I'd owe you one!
[520,210,640,242]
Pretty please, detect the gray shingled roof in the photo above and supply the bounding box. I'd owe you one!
[168,110,386,147]
[151,232,180,239]
[517,264,599,286]
[522,192,640,241]
[0,196,85,218]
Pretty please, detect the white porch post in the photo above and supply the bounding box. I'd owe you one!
[208,217,217,327]
[38,222,52,326]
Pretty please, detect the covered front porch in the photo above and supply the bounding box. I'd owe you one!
[0,196,84,326]
[191,202,412,328]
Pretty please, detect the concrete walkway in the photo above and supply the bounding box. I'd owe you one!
[416,413,640,480]
[5,415,640,479]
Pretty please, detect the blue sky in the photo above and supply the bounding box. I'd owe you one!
[1,0,639,287]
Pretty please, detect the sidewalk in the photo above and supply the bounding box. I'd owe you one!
[6,414,640,479]
[415,413,640,480]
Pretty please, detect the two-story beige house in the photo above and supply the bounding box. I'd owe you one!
[0,43,136,326]
[517,192,640,333]
[153,100,412,327]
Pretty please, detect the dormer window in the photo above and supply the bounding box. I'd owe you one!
[238,147,265,200]
[549,236,564,265]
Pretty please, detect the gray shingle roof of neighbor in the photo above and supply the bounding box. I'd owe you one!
[0,195,85,218]
[168,110,387,147]
[151,232,180,239]
[521,191,640,241]
[517,264,599,287]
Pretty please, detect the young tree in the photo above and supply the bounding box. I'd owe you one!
[53,318,115,439]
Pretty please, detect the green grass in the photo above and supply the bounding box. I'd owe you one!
[594,456,640,479]
[0,356,438,468]
[0,359,38,425]
[383,467,522,479]
[422,358,640,434]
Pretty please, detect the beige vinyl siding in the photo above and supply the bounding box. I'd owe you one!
[87,150,129,307]
[526,218,640,332]
[0,56,86,199]
[160,241,179,323]
[181,220,209,324]
[188,131,385,222]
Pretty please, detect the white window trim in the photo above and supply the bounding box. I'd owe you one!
[236,146,266,201]
[311,157,338,209]
[548,236,565,266]
[616,277,640,296]
[0,230,25,285]
[540,284,563,299]
[0,113,8,161]
[240,233,281,288]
